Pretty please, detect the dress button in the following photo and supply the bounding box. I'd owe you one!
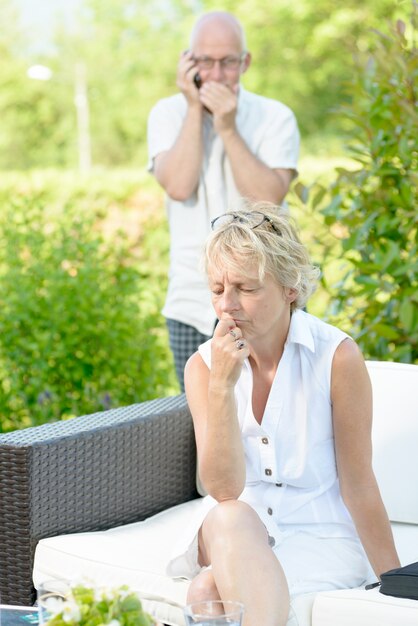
[261,437,269,444]
[265,468,272,476]
[267,507,273,515]
[276,483,283,487]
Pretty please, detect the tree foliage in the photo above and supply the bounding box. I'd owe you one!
[207,0,409,136]
[301,9,418,362]
[0,0,411,169]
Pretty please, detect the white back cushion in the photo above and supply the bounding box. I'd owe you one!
[366,361,418,524]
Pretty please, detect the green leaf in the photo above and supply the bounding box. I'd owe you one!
[399,299,416,332]
[373,323,400,340]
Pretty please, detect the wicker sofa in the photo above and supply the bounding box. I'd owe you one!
[0,395,198,606]
[1,360,417,625]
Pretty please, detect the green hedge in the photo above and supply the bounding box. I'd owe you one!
[0,173,178,432]
[295,11,417,363]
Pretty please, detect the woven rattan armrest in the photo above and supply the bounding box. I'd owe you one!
[0,394,197,606]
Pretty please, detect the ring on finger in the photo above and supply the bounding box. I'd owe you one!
[236,339,245,350]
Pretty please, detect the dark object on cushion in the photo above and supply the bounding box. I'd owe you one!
[380,562,418,601]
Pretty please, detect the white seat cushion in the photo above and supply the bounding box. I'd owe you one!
[34,500,197,626]
[311,521,418,626]
[33,497,418,626]
[34,498,314,626]
[367,361,418,525]
[312,586,418,626]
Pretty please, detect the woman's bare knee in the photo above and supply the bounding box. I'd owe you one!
[203,500,267,544]
[198,500,270,566]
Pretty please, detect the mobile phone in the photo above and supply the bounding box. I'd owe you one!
[193,73,202,89]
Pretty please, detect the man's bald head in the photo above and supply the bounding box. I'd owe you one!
[190,11,247,53]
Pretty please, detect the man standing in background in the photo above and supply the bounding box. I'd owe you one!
[147,11,300,390]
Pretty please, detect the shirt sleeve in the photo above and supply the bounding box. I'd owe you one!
[256,103,300,171]
[147,96,186,172]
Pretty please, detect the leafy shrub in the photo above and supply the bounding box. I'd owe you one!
[298,11,417,362]
[0,178,177,432]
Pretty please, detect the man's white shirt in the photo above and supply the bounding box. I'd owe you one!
[147,87,300,336]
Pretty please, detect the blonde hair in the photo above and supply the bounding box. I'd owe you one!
[205,202,320,311]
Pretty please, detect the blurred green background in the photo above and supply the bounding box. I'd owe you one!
[0,0,410,169]
[0,0,416,431]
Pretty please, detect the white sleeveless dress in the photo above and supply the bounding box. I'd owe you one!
[167,310,370,593]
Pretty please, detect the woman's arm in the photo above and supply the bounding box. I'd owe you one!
[184,316,248,501]
[331,339,401,578]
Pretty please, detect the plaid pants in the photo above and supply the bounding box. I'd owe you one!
[166,318,212,392]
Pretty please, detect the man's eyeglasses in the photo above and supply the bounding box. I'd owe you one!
[193,53,246,71]
[211,211,281,235]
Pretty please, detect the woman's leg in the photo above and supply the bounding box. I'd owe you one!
[186,569,220,604]
[197,500,290,626]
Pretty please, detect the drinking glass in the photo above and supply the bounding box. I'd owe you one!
[37,580,70,626]
[183,600,244,626]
